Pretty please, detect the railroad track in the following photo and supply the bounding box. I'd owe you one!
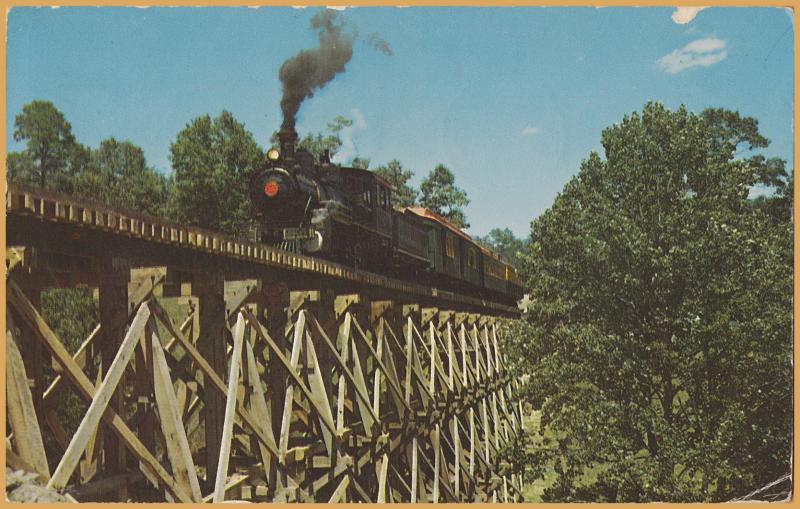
[6,183,519,317]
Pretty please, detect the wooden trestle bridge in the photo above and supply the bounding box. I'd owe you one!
[5,184,525,503]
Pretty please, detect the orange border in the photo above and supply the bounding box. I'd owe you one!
[0,2,796,508]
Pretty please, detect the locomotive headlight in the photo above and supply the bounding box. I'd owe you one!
[267,148,280,161]
[264,180,279,197]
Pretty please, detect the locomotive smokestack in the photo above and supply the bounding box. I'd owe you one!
[278,125,298,159]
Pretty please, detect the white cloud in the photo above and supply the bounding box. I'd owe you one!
[683,37,725,53]
[657,37,727,74]
[326,6,349,10]
[671,7,707,25]
[784,7,794,26]
[332,108,367,164]
[521,126,541,136]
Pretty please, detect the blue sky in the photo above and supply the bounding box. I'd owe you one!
[6,6,794,237]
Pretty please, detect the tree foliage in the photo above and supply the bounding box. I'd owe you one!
[751,171,793,225]
[271,115,353,162]
[373,159,418,208]
[475,228,528,264]
[419,164,470,228]
[513,102,791,502]
[39,287,99,453]
[350,156,370,169]
[74,138,169,216]
[9,100,83,191]
[168,110,264,235]
[298,115,352,159]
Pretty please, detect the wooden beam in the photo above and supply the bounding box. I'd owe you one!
[432,423,440,503]
[48,300,151,489]
[150,304,277,458]
[373,320,408,417]
[148,301,306,495]
[376,453,389,503]
[7,280,194,503]
[42,324,101,408]
[410,437,419,503]
[335,312,351,434]
[302,327,335,456]
[43,407,70,451]
[453,415,461,499]
[371,318,384,421]
[260,283,288,497]
[242,337,278,481]
[277,309,305,464]
[98,274,130,491]
[242,309,339,440]
[349,317,410,413]
[79,369,103,484]
[6,312,50,480]
[334,294,359,319]
[309,313,379,431]
[213,313,246,503]
[224,279,259,326]
[202,473,250,503]
[195,273,226,491]
[151,325,202,501]
[328,475,350,503]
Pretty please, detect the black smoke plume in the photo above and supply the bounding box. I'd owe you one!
[365,32,393,56]
[279,10,355,129]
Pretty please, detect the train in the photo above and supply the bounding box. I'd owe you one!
[249,126,523,305]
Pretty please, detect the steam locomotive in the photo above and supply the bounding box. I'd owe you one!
[249,126,523,305]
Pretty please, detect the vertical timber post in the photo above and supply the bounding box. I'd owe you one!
[370,298,397,500]
[195,272,227,492]
[333,293,362,477]
[306,288,338,492]
[15,277,45,415]
[261,282,290,497]
[98,262,130,499]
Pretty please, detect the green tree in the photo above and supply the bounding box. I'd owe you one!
[419,164,470,228]
[9,100,83,191]
[350,157,371,170]
[373,159,418,208]
[168,111,264,235]
[74,138,169,217]
[297,115,349,159]
[475,227,527,264]
[38,287,99,454]
[7,151,36,184]
[514,102,791,502]
[272,115,353,161]
[751,170,793,225]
